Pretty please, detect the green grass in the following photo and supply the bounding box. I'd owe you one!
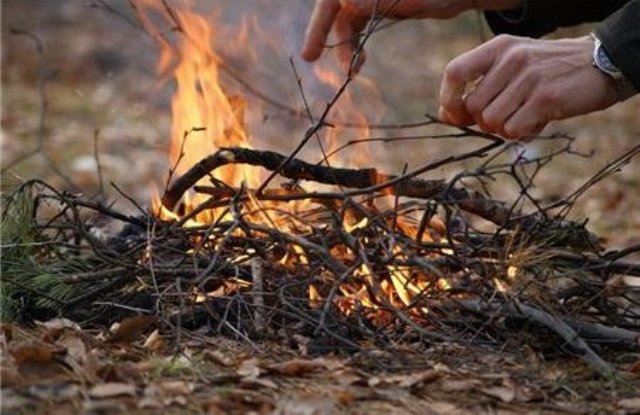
[0,183,80,322]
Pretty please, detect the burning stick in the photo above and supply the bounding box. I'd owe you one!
[161,146,598,250]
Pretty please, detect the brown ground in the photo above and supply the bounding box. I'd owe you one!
[2,1,640,414]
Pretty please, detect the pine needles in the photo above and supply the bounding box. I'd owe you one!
[1,183,82,321]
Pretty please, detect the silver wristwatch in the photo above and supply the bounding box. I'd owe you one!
[591,34,637,101]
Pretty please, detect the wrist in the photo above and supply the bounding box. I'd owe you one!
[590,33,637,101]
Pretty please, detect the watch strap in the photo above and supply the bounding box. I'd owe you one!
[591,33,637,101]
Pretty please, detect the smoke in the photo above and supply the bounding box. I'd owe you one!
[191,1,384,162]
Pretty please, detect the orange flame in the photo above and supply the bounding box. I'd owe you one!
[135,0,260,223]
[135,1,451,324]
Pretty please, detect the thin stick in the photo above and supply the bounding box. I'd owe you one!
[251,257,265,333]
[455,299,615,376]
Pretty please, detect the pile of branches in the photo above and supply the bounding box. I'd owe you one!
[5,0,639,380]
[3,137,639,376]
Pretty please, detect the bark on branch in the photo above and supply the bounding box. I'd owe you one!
[161,147,597,250]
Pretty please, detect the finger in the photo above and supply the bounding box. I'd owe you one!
[438,107,474,126]
[464,78,494,133]
[463,65,516,132]
[479,93,524,137]
[334,11,368,73]
[502,101,549,139]
[472,72,533,136]
[439,39,502,126]
[301,0,341,61]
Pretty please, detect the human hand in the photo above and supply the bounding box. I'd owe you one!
[439,35,619,139]
[300,0,477,71]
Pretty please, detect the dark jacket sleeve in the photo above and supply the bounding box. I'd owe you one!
[484,1,629,38]
[595,1,640,90]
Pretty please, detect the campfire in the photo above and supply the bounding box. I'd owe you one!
[2,0,639,379]
[137,0,470,330]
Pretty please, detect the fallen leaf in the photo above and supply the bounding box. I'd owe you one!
[627,359,640,374]
[0,323,14,344]
[331,368,364,387]
[241,377,279,390]
[433,363,452,373]
[516,385,545,403]
[140,383,164,409]
[157,380,195,395]
[202,349,233,367]
[396,370,440,388]
[482,386,516,403]
[441,379,481,392]
[58,332,87,365]
[207,390,275,415]
[291,334,310,355]
[37,318,81,331]
[82,399,128,413]
[317,357,344,371]
[427,401,463,415]
[163,395,187,407]
[619,398,640,411]
[336,390,355,405]
[237,358,261,379]
[368,376,381,387]
[10,342,55,365]
[107,315,156,343]
[265,358,327,377]
[139,381,190,407]
[89,382,137,399]
[0,390,30,412]
[143,329,165,351]
[274,394,339,415]
[138,396,162,410]
[621,276,640,287]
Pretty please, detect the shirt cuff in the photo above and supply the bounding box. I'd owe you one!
[594,0,640,93]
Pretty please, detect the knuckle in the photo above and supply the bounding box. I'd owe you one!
[464,94,483,115]
[492,34,517,48]
[504,46,531,67]
[443,62,465,84]
[521,67,542,84]
[533,88,559,107]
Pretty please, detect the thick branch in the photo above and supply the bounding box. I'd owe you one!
[162,147,596,250]
[162,147,446,209]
